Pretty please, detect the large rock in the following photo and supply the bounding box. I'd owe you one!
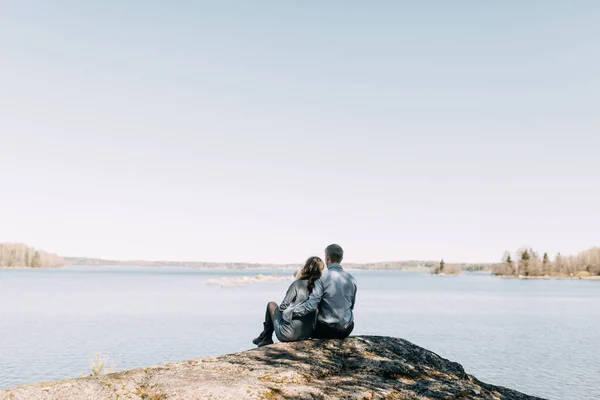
[0,336,545,399]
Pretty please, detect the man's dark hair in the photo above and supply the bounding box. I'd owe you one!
[325,244,344,263]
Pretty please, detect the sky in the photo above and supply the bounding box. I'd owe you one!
[1,1,599,264]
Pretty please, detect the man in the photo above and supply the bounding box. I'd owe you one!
[286,244,357,339]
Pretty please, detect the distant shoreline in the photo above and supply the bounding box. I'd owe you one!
[1,265,429,271]
[0,266,64,270]
[0,265,435,272]
[3,266,599,281]
[497,275,600,281]
[60,258,449,271]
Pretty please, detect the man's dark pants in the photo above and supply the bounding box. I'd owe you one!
[312,321,354,339]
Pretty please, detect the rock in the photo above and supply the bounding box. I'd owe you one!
[0,336,545,399]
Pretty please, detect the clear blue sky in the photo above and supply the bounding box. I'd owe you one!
[1,1,598,263]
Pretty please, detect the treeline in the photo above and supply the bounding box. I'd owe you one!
[65,257,301,269]
[493,247,600,277]
[67,257,445,270]
[0,243,65,268]
[462,263,495,272]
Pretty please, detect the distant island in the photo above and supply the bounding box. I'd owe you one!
[431,259,461,276]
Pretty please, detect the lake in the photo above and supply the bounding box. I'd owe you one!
[1,267,598,400]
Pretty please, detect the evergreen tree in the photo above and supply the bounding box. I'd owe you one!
[505,253,514,275]
[542,253,550,275]
[439,259,445,273]
[520,249,530,276]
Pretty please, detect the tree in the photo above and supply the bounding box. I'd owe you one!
[0,244,64,268]
[507,253,516,275]
[554,253,562,274]
[519,249,530,276]
[492,251,513,276]
[439,259,445,274]
[542,253,550,275]
[495,248,600,278]
[31,251,42,268]
[7,249,15,267]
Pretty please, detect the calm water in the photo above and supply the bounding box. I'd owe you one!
[1,267,599,400]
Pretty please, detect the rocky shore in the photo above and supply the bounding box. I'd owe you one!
[0,336,545,400]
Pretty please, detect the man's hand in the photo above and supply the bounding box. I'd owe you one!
[292,279,324,318]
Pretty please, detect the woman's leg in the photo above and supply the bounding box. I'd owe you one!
[256,302,279,346]
[253,302,279,345]
[266,301,281,324]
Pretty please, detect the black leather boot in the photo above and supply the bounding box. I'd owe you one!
[252,323,272,345]
[256,331,274,347]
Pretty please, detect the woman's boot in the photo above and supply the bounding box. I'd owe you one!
[252,322,272,345]
[256,327,274,347]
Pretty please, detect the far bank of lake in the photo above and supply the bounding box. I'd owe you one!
[497,274,600,281]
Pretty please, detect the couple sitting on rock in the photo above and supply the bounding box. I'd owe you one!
[253,244,357,347]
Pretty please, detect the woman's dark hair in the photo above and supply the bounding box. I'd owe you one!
[296,256,325,294]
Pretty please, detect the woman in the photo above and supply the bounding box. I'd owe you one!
[252,256,324,347]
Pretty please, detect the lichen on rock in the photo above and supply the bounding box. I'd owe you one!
[0,336,546,400]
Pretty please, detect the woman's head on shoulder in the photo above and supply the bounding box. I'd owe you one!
[296,256,325,293]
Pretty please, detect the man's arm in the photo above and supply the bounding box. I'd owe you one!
[350,281,357,310]
[292,278,324,318]
[279,282,298,311]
